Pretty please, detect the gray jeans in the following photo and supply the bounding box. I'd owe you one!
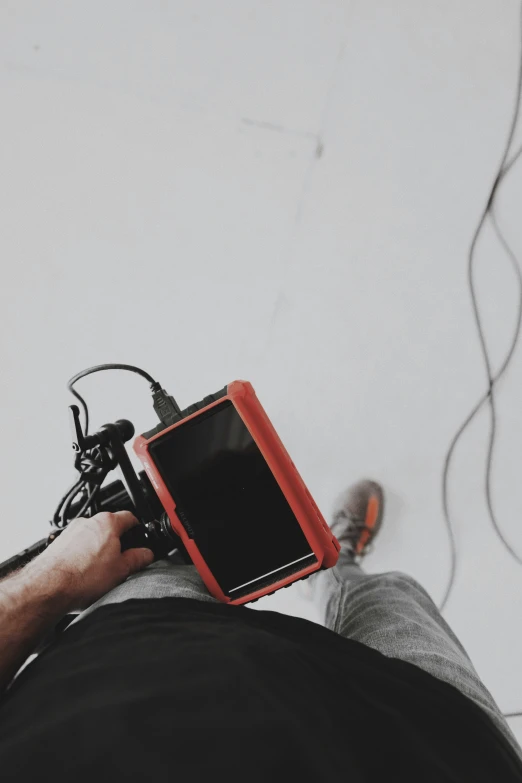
[69,547,522,763]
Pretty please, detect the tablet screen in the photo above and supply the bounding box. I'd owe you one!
[148,400,315,595]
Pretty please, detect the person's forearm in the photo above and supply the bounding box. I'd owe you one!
[0,558,74,696]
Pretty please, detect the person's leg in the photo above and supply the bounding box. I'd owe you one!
[67,550,219,628]
[309,546,522,762]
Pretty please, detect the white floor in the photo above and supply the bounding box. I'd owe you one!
[1,0,522,747]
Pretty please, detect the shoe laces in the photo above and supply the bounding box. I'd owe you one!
[332,511,374,557]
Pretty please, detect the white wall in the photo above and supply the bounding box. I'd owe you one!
[1,0,522,746]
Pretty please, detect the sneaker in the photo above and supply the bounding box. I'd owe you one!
[297,479,385,601]
[330,479,385,559]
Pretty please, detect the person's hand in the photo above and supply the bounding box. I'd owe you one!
[31,511,155,612]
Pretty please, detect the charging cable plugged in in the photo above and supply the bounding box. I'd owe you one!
[150,381,183,428]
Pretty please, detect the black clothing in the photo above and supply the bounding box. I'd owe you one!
[0,597,520,781]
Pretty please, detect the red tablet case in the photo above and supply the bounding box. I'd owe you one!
[133,380,340,605]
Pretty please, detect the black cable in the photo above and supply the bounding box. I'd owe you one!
[61,485,89,525]
[67,363,158,437]
[501,142,522,180]
[52,479,84,527]
[440,139,522,610]
[74,483,101,519]
[484,204,522,566]
[440,169,522,613]
[440,0,522,721]
[440,0,522,614]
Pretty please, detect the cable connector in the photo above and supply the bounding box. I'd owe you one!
[150,382,182,427]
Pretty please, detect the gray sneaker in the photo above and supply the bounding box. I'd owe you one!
[330,479,385,559]
[297,479,385,602]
